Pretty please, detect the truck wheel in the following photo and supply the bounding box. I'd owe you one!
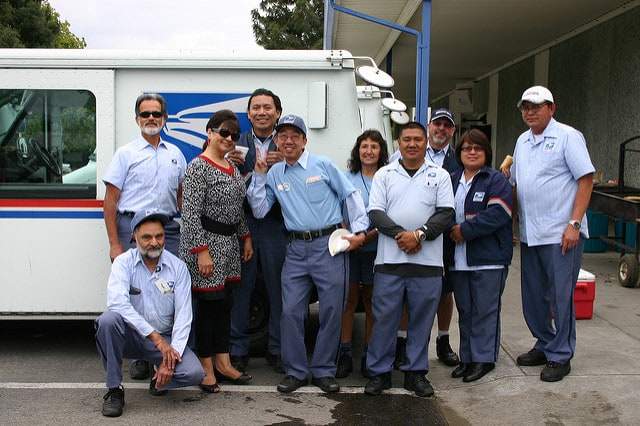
[247,278,270,356]
[618,254,640,288]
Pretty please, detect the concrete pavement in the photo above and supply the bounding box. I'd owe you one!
[1,247,639,424]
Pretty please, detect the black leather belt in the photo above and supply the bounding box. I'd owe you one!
[289,224,340,241]
[201,215,238,236]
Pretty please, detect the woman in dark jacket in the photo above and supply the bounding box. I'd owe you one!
[446,129,513,382]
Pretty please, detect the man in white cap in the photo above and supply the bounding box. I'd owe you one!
[510,85,594,382]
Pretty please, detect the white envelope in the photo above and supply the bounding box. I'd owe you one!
[234,145,249,160]
[328,228,352,256]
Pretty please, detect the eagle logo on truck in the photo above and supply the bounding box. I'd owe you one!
[159,92,251,162]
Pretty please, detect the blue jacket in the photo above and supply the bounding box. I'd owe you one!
[444,166,513,268]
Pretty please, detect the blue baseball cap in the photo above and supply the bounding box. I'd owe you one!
[130,208,169,234]
[430,108,455,126]
[275,114,307,136]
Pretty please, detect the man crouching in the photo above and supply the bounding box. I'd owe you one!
[96,208,204,417]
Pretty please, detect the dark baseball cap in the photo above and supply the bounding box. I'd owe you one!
[430,108,455,126]
[130,208,169,234]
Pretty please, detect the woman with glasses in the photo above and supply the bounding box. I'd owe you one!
[445,129,513,382]
[336,129,389,379]
[179,109,253,393]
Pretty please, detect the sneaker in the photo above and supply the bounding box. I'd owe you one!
[436,335,460,367]
[404,371,434,397]
[516,349,547,367]
[311,376,340,393]
[129,359,150,380]
[335,351,353,378]
[364,372,392,396]
[101,386,124,417]
[540,361,571,382]
[394,337,407,370]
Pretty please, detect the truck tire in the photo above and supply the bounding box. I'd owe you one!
[618,254,639,288]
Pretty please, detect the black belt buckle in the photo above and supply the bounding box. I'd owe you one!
[302,231,313,241]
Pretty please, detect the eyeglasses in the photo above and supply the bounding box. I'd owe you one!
[138,111,164,118]
[211,128,240,142]
[430,120,454,129]
[460,145,484,153]
[277,133,303,142]
[518,103,548,113]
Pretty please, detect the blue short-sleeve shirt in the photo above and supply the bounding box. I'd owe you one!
[511,118,595,246]
[103,137,187,216]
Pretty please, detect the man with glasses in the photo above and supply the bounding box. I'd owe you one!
[510,86,594,382]
[226,89,287,374]
[389,109,461,369]
[247,114,368,394]
[103,93,187,380]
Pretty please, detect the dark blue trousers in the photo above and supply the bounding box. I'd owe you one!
[230,214,287,357]
[280,235,348,380]
[367,273,442,375]
[520,239,584,363]
[449,268,507,363]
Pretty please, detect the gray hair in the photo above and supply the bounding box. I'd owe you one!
[135,93,168,117]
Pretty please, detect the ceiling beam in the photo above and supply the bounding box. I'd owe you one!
[373,0,423,65]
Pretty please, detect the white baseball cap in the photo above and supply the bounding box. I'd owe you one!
[328,229,352,256]
[517,86,554,108]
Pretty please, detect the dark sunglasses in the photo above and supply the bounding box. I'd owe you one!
[138,110,164,118]
[211,127,240,142]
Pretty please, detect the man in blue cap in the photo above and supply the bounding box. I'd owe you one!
[247,114,368,393]
[96,209,204,417]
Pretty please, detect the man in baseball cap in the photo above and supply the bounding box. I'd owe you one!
[517,85,554,109]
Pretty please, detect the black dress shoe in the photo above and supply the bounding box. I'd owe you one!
[215,370,252,385]
[451,363,470,378]
[540,361,571,382]
[516,349,547,366]
[102,386,124,417]
[312,376,340,393]
[394,337,407,370]
[436,335,460,367]
[277,375,308,393]
[463,362,495,382]
[265,352,284,374]
[404,371,434,397]
[230,355,249,372]
[335,352,353,378]
[129,359,151,380]
[364,372,392,396]
[149,377,168,396]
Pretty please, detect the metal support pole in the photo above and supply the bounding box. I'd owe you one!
[325,0,432,124]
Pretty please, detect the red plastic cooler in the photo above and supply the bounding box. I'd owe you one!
[575,269,596,320]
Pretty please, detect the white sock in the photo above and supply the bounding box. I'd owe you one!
[438,330,449,338]
[397,330,407,339]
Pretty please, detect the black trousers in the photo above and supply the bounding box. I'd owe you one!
[195,287,233,357]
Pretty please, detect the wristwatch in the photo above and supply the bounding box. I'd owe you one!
[568,220,581,231]
[416,229,427,241]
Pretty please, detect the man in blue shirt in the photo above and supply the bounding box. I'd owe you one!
[227,89,286,374]
[247,114,368,393]
[96,209,204,417]
[510,86,594,382]
[103,93,187,380]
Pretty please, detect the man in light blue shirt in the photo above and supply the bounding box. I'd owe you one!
[364,121,455,397]
[96,209,204,417]
[510,86,594,382]
[247,114,368,394]
[102,93,187,380]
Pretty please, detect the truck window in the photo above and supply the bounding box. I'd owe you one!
[0,89,96,198]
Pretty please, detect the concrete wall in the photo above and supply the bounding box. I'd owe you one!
[548,6,640,186]
[494,58,534,165]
